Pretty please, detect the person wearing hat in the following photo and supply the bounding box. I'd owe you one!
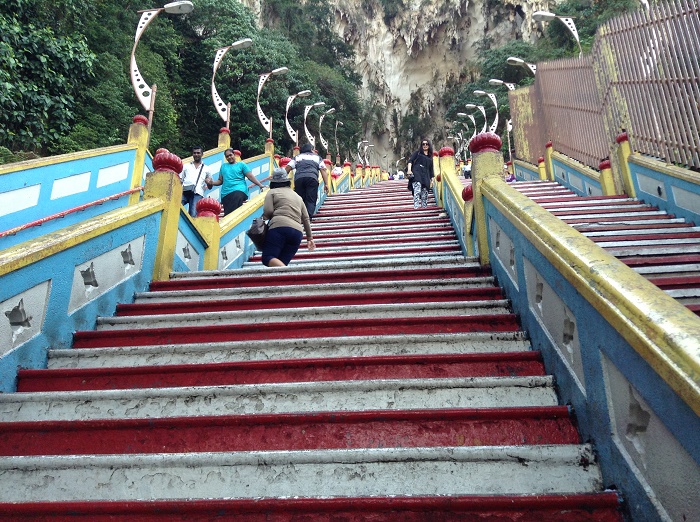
[260,167,315,267]
[284,142,329,218]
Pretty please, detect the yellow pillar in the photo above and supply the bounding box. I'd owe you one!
[544,140,554,181]
[538,156,548,180]
[127,115,150,205]
[195,198,223,270]
[469,133,505,267]
[438,147,457,209]
[143,150,184,281]
[616,132,636,197]
[218,127,231,149]
[598,159,617,196]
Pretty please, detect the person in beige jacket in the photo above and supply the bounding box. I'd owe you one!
[261,168,316,266]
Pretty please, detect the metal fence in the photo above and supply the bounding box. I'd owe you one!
[511,0,700,174]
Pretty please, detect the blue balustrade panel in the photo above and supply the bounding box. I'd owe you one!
[0,211,161,392]
[551,158,603,196]
[513,161,539,181]
[0,147,139,249]
[218,212,261,271]
[173,212,208,273]
[630,160,700,225]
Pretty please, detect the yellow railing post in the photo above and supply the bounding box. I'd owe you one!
[143,149,184,281]
[195,198,223,271]
[469,133,505,266]
[218,127,231,150]
[544,141,554,181]
[616,132,636,197]
[438,148,456,209]
[538,155,548,180]
[127,115,150,205]
[598,159,617,196]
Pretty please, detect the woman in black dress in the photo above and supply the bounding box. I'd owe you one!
[406,139,434,208]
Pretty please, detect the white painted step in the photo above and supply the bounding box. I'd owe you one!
[95,300,512,330]
[0,375,557,422]
[48,332,531,369]
[0,445,601,502]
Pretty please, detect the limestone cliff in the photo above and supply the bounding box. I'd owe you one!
[242,0,550,157]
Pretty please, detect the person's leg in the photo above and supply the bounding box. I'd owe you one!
[261,227,290,266]
[421,187,428,208]
[182,191,194,215]
[190,194,203,217]
[412,182,421,209]
[222,191,248,216]
[276,228,303,265]
[296,178,319,218]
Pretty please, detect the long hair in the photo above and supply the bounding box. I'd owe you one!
[419,139,433,157]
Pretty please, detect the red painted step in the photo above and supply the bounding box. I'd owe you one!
[620,253,700,267]
[150,266,492,291]
[307,234,458,249]
[72,314,521,348]
[17,352,543,392]
[117,288,505,316]
[587,231,700,243]
[0,494,624,521]
[646,274,700,290]
[0,406,578,456]
[248,244,460,262]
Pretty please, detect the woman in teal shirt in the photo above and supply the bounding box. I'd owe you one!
[207,148,265,215]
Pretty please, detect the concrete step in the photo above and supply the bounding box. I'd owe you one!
[47,332,532,369]
[0,375,558,422]
[18,351,545,392]
[0,444,601,502]
[1,406,577,456]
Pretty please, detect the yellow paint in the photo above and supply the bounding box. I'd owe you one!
[482,177,700,416]
[441,156,474,256]
[439,154,456,209]
[127,121,150,205]
[218,130,231,150]
[630,154,700,186]
[616,139,636,197]
[538,158,548,181]
[544,144,554,181]
[0,199,163,277]
[0,144,136,177]
[599,163,616,196]
[473,147,506,266]
[197,216,221,270]
[143,169,183,281]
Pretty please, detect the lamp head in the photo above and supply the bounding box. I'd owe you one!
[337,121,344,126]
[271,67,288,75]
[489,79,504,86]
[297,90,312,97]
[457,112,468,117]
[325,108,336,114]
[163,1,194,14]
[313,101,326,107]
[533,10,556,22]
[507,56,525,66]
[474,90,487,96]
[230,38,253,50]
[465,103,477,109]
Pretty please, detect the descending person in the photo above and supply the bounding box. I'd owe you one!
[406,139,434,209]
[207,148,265,216]
[284,143,329,218]
[261,168,315,267]
[180,145,212,217]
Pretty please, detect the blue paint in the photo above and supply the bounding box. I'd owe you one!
[175,212,208,272]
[551,157,602,196]
[0,148,139,249]
[514,162,538,181]
[630,160,700,225]
[0,212,161,392]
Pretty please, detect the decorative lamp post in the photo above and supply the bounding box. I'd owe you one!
[130,1,194,137]
[457,112,477,143]
[357,140,368,164]
[211,38,253,128]
[303,102,326,149]
[319,107,336,154]
[533,11,583,58]
[489,78,516,91]
[284,90,312,145]
[334,120,344,159]
[363,143,374,166]
[473,90,499,134]
[256,67,289,138]
[465,104,488,134]
[506,56,537,76]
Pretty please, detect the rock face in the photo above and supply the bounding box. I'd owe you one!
[243,0,548,157]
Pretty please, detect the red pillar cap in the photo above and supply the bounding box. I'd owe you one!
[538,156,545,164]
[133,115,148,126]
[546,141,553,148]
[599,159,612,170]
[469,132,502,154]
[439,146,455,157]
[153,149,183,175]
[616,132,629,144]
[219,127,231,134]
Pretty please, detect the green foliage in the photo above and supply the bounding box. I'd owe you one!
[0,0,95,153]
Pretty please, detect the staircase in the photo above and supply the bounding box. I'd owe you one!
[512,181,700,316]
[0,180,623,520]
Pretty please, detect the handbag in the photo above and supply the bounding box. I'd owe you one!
[246,217,268,250]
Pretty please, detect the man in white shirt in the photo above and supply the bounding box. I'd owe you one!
[179,145,212,217]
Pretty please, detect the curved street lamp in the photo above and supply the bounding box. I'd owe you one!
[363,144,374,166]
[507,56,537,76]
[465,104,488,134]
[357,139,368,164]
[319,107,336,154]
[211,38,253,127]
[256,67,288,137]
[303,102,325,149]
[334,120,344,159]
[533,10,583,58]
[489,78,516,91]
[474,90,499,134]
[130,1,194,136]
[284,90,311,145]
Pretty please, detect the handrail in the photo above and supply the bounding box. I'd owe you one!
[481,176,700,415]
[0,187,143,239]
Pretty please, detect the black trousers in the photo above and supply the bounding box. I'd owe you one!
[294,177,319,218]
[222,190,248,216]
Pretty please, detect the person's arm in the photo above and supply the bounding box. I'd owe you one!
[406,151,417,176]
[245,170,264,190]
[206,165,222,187]
[319,164,330,194]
